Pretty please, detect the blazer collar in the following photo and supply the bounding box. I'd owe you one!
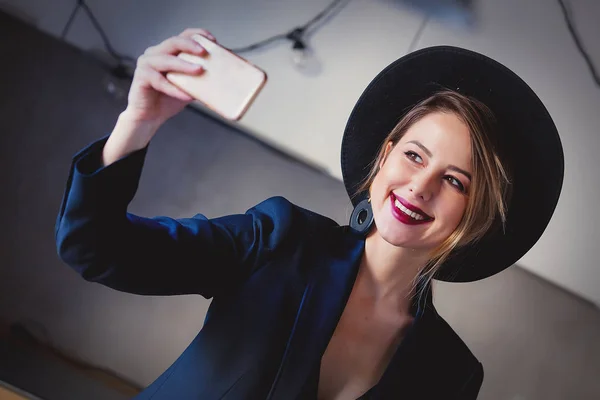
[267,227,441,399]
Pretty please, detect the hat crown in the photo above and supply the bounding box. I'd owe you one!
[341,46,564,282]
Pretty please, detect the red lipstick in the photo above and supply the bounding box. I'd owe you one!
[389,193,433,226]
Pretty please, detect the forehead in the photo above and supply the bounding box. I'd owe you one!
[397,112,472,167]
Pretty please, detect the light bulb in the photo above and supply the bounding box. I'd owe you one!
[290,40,322,76]
[291,41,309,68]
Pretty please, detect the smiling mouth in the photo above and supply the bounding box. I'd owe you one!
[390,193,434,222]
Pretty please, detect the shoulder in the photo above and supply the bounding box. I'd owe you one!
[435,314,480,360]
[246,196,340,233]
[423,309,484,389]
[237,196,344,272]
[436,313,482,367]
[231,196,341,256]
[432,313,484,399]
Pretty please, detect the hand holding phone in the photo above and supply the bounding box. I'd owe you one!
[166,34,268,121]
[122,28,218,127]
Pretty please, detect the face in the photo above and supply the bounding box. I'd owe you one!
[369,111,473,252]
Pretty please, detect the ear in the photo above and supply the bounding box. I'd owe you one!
[370,141,395,196]
[379,141,394,170]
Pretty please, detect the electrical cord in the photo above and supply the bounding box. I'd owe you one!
[230,0,349,53]
[304,0,347,31]
[406,14,430,54]
[557,0,599,87]
[59,0,597,88]
[61,0,135,66]
[60,0,348,61]
[60,0,81,39]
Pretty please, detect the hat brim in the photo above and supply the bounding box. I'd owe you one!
[341,46,564,282]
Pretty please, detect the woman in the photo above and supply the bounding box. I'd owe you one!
[55,28,564,399]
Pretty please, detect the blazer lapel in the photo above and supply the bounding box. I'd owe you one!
[266,226,465,399]
[267,227,365,400]
[369,284,466,398]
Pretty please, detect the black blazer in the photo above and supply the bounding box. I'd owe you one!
[55,136,484,399]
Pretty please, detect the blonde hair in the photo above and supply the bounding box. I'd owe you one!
[355,89,513,302]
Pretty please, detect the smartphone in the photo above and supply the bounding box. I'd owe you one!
[166,34,268,121]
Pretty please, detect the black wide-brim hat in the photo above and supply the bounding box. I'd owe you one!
[341,46,564,283]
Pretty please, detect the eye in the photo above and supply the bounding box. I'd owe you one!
[404,151,423,164]
[445,176,466,193]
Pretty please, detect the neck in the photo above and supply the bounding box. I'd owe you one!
[359,227,431,307]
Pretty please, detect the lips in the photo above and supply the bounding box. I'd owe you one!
[390,193,434,225]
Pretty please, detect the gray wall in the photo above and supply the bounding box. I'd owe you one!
[1,4,599,400]
[2,0,599,307]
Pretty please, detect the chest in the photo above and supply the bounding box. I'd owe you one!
[317,290,414,400]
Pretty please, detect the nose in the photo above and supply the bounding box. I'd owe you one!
[409,170,438,202]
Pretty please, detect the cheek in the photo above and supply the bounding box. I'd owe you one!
[438,200,468,231]
[372,163,408,196]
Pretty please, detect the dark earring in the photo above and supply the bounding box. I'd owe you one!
[350,198,374,235]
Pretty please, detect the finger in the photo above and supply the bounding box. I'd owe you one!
[145,36,207,57]
[180,28,216,42]
[147,69,194,102]
[142,54,204,75]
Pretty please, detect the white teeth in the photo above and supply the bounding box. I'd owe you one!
[394,198,425,220]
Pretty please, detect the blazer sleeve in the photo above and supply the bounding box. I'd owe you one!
[55,135,295,298]
[457,362,484,400]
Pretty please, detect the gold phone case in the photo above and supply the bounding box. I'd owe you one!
[166,34,268,121]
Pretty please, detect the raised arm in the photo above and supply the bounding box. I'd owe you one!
[55,29,294,298]
[55,132,294,297]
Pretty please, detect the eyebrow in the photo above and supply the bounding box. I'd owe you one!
[406,140,472,181]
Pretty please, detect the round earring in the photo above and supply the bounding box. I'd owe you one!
[349,198,374,235]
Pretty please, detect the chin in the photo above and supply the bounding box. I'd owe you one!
[375,216,451,252]
[373,221,426,249]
